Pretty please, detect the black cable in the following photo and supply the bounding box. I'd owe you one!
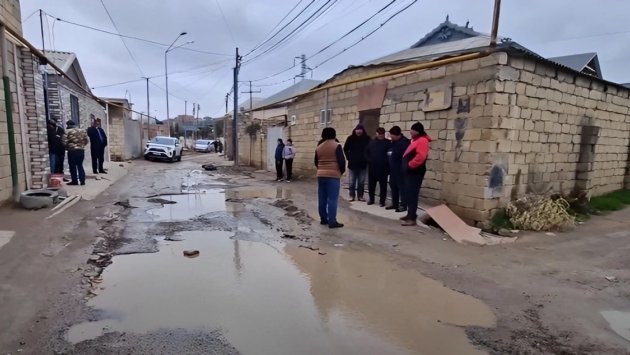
[244,0,404,83]
[243,0,337,65]
[214,0,237,46]
[312,0,418,70]
[244,0,314,57]
[100,0,145,76]
[46,12,232,56]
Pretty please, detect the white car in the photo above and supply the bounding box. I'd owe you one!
[144,136,183,162]
[194,139,215,153]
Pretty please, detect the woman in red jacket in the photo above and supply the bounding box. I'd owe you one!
[401,122,431,226]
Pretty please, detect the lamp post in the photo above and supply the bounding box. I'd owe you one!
[164,31,192,137]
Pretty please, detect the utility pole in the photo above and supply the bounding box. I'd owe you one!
[39,10,51,124]
[196,103,200,138]
[490,0,502,47]
[232,47,241,165]
[293,54,310,82]
[145,77,150,140]
[241,81,261,111]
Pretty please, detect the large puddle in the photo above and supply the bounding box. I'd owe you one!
[147,191,226,221]
[68,229,495,354]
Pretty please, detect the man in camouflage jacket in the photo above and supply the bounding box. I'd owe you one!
[62,120,88,185]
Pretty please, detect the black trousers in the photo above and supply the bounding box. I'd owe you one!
[404,168,426,219]
[368,167,388,204]
[285,159,294,180]
[389,169,406,208]
[54,152,65,174]
[91,145,105,173]
[275,159,284,180]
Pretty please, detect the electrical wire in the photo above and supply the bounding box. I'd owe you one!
[100,0,145,76]
[244,0,408,84]
[21,9,39,23]
[45,12,232,56]
[244,0,315,57]
[242,0,338,65]
[311,0,418,70]
[214,0,237,46]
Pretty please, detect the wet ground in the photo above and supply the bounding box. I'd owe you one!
[66,167,495,354]
[2,154,630,354]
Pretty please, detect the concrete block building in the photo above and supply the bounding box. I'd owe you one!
[280,20,630,225]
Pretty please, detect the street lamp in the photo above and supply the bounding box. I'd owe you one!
[164,31,192,137]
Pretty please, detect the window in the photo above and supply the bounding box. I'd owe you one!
[319,109,332,127]
[290,115,297,126]
[70,95,80,126]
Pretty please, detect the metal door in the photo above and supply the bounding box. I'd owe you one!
[267,126,285,172]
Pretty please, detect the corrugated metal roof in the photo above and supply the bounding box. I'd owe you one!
[360,36,492,67]
[251,79,322,111]
[43,50,76,74]
[548,53,597,72]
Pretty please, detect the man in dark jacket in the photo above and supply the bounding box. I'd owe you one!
[87,118,108,174]
[274,139,285,181]
[387,125,410,212]
[47,120,65,174]
[365,127,391,207]
[343,124,370,201]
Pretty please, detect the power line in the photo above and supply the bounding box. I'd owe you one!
[45,11,232,56]
[245,0,306,56]
[100,0,145,76]
[244,0,315,57]
[214,0,237,46]
[243,0,338,65]
[312,0,418,70]
[21,9,39,23]
[244,0,406,84]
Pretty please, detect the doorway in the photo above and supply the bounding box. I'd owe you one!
[358,109,381,137]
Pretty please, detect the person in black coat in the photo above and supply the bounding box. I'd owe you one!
[86,118,108,174]
[387,126,410,212]
[343,124,371,201]
[47,120,65,174]
[365,127,392,207]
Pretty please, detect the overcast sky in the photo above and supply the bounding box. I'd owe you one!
[19,0,630,120]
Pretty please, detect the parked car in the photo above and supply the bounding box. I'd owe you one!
[144,136,183,162]
[194,139,215,153]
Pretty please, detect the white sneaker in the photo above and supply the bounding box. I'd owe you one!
[286,180,291,183]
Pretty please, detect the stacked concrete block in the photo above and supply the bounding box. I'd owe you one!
[496,54,630,202]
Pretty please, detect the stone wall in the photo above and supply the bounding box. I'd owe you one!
[47,76,105,129]
[20,47,48,190]
[492,54,630,201]
[287,55,502,222]
[0,0,21,35]
[0,37,25,201]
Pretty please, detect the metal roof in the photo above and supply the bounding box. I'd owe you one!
[548,52,602,78]
[360,36,493,67]
[43,50,76,73]
[250,79,323,111]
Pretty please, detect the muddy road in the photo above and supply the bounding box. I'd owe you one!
[2,154,630,354]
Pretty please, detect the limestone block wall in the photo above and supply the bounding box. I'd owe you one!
[20,47,48,190]
[493,54,630,201]
[0,0,22,35]
[287,54,503,223]
[47,76,105,129]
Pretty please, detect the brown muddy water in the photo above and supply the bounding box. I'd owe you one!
[69,188,496,354]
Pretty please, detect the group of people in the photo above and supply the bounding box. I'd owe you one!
[315,121,431,228]
[46,118,109,186]
[274,139,297,182]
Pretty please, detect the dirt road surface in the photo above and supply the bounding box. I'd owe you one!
[1,153,629,354]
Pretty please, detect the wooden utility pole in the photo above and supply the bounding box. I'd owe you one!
[241,81,261,111]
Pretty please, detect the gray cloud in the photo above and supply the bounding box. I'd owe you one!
[20,0,630,119]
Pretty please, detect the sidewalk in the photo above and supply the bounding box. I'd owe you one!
[62,161,130,201]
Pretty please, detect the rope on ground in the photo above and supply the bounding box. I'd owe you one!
[506,196,576,232]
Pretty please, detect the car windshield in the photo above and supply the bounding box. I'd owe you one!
[196,140,210,145]
[151,137,176,146]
